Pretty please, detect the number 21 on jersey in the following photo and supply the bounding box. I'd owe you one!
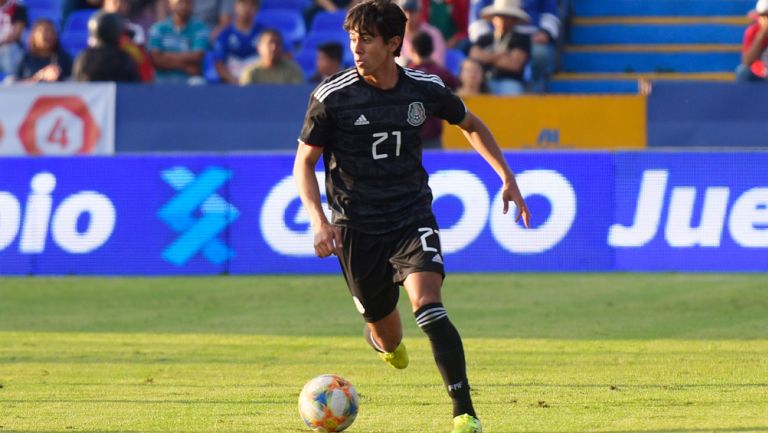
[371,131,401,160]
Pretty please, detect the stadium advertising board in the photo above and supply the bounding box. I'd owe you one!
[0,84,116,156]
[0,152,765,275]
[442,95,647,150]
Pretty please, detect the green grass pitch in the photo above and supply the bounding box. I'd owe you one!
[1,273,767,432]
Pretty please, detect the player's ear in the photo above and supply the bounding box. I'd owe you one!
[388,35,402,55]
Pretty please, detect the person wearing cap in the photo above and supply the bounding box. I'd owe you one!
[73,12,141,82]
[737,0,768,81]
[470,0,559,92]
[468,0,530,95]
[396,0,446,67]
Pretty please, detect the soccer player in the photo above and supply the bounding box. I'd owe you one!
[294,1,531,432]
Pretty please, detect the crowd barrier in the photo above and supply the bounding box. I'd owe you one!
[1,151,765,275]
[3,83,768,154]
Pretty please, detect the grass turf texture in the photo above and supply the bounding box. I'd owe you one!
[0,274,767,433]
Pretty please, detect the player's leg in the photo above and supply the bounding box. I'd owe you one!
[392,216,481,432]
[364,307,402,352]
[403,272,477,422]
[363,308,410,369]
[336,225,409,369]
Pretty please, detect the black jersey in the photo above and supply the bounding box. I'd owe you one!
[299,66,467,234]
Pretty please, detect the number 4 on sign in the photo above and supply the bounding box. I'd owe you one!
[46,117,69,148]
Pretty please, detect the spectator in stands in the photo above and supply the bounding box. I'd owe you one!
[0,0,27,76]
[422,0,469,49]
[521,0,559,92]
[737,0,768,82]
[103,0,154,82]
[74,12,141,81]
[395,0,445,67]
[15,18,73,82]
[240,28,304,84]
[456,57,488,96]
[469,0,530,95]
[212,0,262,84]
[408,31,458,148]
[309,41,343,83]
[148,0,209,84]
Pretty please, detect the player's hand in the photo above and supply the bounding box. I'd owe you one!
[313,222,342,258]
[501,180,531,228]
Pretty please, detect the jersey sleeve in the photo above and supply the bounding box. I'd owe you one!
[433,84,467,125]
[298,94,333,147]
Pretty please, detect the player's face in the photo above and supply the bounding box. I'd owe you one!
[349,30,399,77]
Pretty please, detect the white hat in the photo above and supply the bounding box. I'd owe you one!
[757,0,768,13]
[480,0,531,22]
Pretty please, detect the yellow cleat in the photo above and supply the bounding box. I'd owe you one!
[379,341,409,369]
[451,414,483,433]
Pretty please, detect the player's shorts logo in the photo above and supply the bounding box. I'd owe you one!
[158,166,239,266]
[407,102,426,126]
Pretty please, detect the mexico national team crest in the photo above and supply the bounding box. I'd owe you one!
[407,101,426,126]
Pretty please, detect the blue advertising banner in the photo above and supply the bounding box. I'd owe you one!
[0,152,765,275]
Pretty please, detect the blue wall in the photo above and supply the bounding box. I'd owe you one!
[648,82,768,148]
[1,151,766,275]
[113,83,768,152]
[116,84,314,152]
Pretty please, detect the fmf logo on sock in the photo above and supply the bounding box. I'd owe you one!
[158,166,239,266]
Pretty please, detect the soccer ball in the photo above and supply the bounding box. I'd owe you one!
[298,374,359,432]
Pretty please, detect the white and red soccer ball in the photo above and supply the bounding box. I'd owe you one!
[298,374,359,432]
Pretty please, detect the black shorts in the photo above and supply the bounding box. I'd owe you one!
[336,216,445,323]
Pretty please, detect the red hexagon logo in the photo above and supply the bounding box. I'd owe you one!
[18,96,101,155]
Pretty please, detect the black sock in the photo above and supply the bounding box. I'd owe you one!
[415,303,476,418]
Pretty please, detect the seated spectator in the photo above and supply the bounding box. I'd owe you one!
[212,0,262,84]
[422,0,469,49]
[240,28,303,84]
[0,0,27,76]
[407,31,458,149]
[148,0,209,84]
[396,0,445,67]
[103,0,154,82]
[73,12,141,81]
[519,0,559,92]
[737,0,768,82]
[456,57,488,96]
[15,19,73,82]
[309,41,343,83]
[469,0,530,95]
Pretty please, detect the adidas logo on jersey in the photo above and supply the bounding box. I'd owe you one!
[354,114,370,126]
[432,254,443,264]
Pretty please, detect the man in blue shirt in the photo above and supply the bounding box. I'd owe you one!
[148,0,210,84]
[211,0,263,84]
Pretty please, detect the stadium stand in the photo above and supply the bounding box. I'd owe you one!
[254,8,306,50]
[552,0,753,93]
[309,10,346,34]
[60,8,97,58]
[260,0,310,12]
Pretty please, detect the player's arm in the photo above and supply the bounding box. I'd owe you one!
[293,143,342,257]
[457,111,531,228]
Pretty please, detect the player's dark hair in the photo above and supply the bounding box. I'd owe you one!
[317,42,343,63]
[411,31,434,58]
[343,0,407,56]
